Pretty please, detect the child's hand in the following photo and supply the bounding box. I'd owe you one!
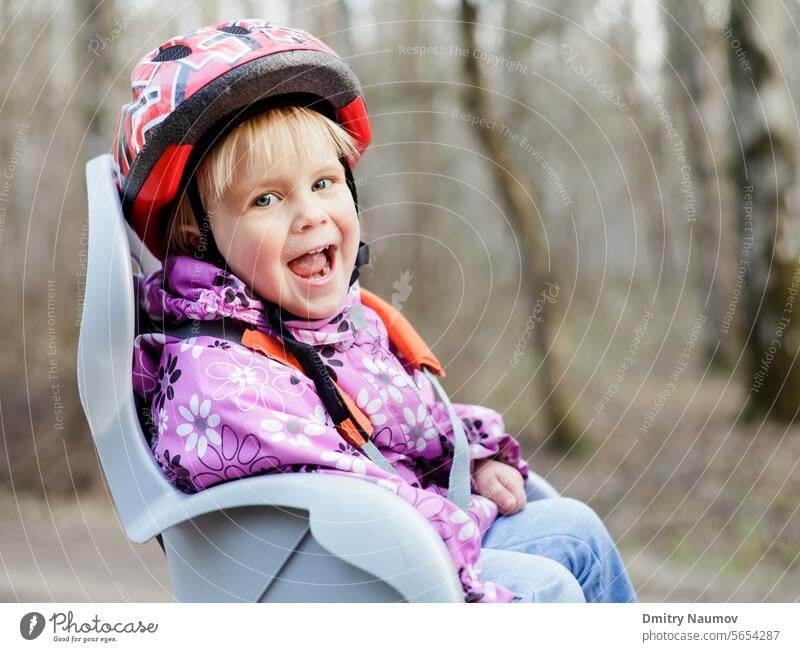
[473,458,527,515]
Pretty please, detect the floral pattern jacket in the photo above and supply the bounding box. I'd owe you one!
[132,254,530,602]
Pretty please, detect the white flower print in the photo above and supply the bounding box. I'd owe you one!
[402,404,437,452]
[309,403,335,428]
[176,394,221,458]
[266,359,307,398]
[229,365,258,389]
[355,388,387,426]
[472,494,495,519]
[260,408,328,448]
[464,563,480,583]
[362,355,408,403]
[179,336,204,359]
[205,347,270,411]
[449,509,478,542]
[320,447,368,475]
[156,407,169,436]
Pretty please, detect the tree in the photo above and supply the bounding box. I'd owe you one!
[459,0,582,450]
[729,0,800,420]
[666,1,736,368]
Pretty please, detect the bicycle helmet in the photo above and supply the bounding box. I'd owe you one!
[112,18,372,261]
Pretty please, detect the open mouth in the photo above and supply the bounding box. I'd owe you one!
[287,244,336,281]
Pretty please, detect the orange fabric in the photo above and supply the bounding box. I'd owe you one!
[241,328,304,374]
[240,289,443,449]
[241,328,371,448]
[336,387,373,438]
[336,418,367,448]
[359,288,445,377]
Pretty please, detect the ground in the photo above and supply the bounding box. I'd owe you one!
[1,375,797,601]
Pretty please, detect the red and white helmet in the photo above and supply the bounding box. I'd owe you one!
[113,19,371,259]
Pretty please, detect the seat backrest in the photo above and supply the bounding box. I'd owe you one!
[77,154,178,543]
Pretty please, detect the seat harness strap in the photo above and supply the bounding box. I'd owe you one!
[160,289,470,511]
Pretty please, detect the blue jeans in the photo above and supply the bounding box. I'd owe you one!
[479,482,638,603]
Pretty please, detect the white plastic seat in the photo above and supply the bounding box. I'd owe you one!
[77,154,560,602]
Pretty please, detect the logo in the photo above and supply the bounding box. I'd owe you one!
[20,612,45,640]
[391,270,413,311]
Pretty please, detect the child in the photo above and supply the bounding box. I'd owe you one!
[120,19,636,603]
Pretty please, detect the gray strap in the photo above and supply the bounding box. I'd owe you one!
[158,321,470,508]
[423,369,471,512]
[159,318,400,479]
[360,440,397,476]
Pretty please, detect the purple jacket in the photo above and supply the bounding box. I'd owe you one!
[132,254,530,602]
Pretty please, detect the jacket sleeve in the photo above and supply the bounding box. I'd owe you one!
[410,369,529,490]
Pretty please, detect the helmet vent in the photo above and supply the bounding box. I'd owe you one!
[218,25,251,35]
[152,44,192,62]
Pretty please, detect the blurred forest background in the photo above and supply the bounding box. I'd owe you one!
[2,0,800,601]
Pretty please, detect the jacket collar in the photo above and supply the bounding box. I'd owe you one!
[140,254,362,350]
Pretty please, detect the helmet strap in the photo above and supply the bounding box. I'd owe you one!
[340,155,370,287]
[186,175,227,269]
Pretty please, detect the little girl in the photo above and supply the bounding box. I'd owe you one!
[121,19,636,603]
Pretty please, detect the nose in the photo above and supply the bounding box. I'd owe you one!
[291,192,329,234]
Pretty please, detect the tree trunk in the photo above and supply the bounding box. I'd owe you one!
[667,1,736,369]
[459,0,582,451]
[729,0,800,420]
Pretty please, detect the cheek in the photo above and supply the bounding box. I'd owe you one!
[337,222,359,270]
[229,220,274,251]
[220,221,285,274]
[336,204,360,246]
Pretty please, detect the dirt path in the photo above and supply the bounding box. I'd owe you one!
[2,481,795,602]
[0,488,171,602]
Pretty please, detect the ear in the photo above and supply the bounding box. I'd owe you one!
[185,227,201,249]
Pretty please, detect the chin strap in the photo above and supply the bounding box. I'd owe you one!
[262,300,396,477]
[349,241,370,287]
[187,176,227,268]
[261,302,469,512]
[159,271,472,512]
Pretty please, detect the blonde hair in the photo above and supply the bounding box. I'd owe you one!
[165,105,360,255]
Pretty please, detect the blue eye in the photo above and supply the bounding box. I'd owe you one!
[254,192,278,207]
[313,178,332,191]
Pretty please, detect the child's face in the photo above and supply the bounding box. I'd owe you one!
[209,137,360,320]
